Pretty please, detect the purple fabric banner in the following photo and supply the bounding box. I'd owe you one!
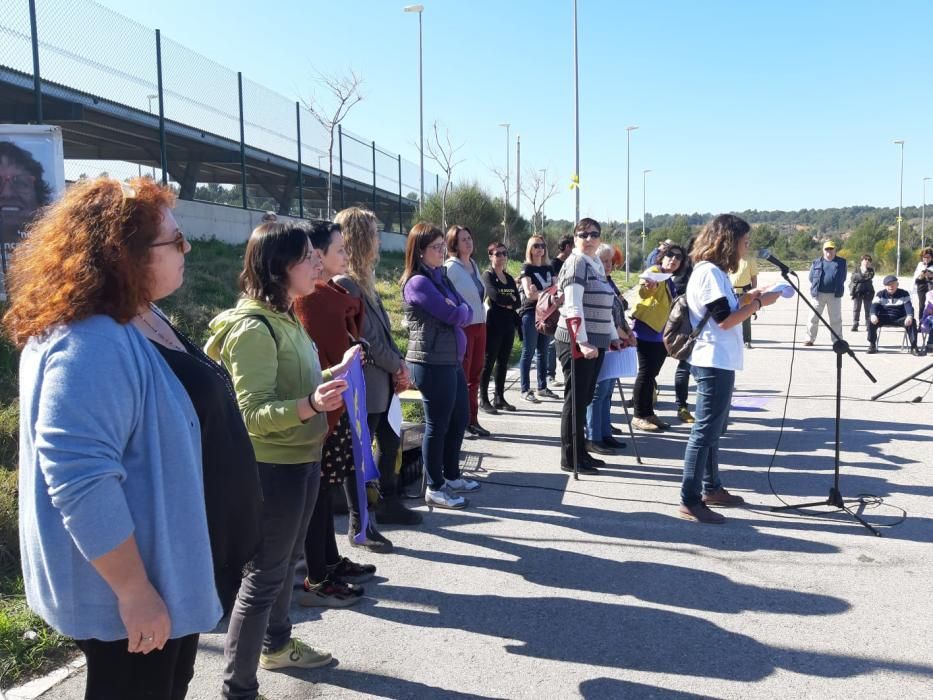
[337,354,379,543]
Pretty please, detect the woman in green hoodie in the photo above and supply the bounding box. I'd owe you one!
[205,221,359,700]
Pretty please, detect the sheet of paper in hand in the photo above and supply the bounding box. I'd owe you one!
[597,347,638,381]
[639,271,673,283]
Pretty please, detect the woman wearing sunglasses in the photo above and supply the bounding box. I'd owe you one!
[480,240,520,413]
[630,244,685,432]
[519,235,559,403]
[6,177,235,699]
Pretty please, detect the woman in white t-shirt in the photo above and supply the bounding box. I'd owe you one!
[679,215,780,524]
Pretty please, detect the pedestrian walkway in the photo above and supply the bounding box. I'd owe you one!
[34,271,933,699]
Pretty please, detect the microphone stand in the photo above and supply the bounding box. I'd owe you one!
[768,267,881,536]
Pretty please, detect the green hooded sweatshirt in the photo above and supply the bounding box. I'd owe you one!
[204,298,333,465]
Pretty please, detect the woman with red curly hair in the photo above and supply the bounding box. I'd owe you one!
[5,177,257,699]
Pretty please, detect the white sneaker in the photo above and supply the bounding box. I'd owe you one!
[425,486,466,509]
[522,391,540,403]
[446,477,480,493]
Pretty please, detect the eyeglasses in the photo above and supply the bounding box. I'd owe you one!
[427,242,447,252]
[576,231,601,240]
[490,250,508,258]
[149,230,187,253]
[0,173,36,192]
[532,243,546,249]
[664,252,684,260]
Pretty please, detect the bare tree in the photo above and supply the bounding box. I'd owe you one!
[520,167,559,235]
[424,121,465,229]
[301,70,363,218]
[491,166,511,248]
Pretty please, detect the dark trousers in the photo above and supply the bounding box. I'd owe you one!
[868,317,918,349]
[633,340,668,418]
[852,294,872,328]
[409,362,469,490]
[482,311,516,402]
[369,409,401,494]
[223,461,320,699]
[556,340,604,467]
[75,634,199,700]
[304,481,340,583]
[674,359,691,409]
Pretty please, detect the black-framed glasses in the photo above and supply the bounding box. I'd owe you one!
[490,250,508,258]
[149,230,187,253]
[427,242,447,252]
[664,252,684,260]
[576,231,601,240]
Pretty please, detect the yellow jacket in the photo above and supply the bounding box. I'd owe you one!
[632,265,675,333]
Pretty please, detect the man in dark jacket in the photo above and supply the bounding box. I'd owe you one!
[867,275,918,354]
[804,240,847,346]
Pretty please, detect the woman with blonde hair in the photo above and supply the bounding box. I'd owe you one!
[333,207,421,526]
[519,234,559,403]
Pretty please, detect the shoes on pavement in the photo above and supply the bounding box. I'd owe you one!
[425,486,466,509]
[466,423,491,437]
[561,461,599,475]
[522,391,540,404]
[602,436,627,449]
[260,639,332,670]
[804,340,814,347]
[677,502,726,524]
[585,439,617,456]
[744,342,753,349]
[348,517,393,553]
[479,400,498,415]
[298,577,362,608]
[702,487,745,507]
[611,425,623,435]
[446,477,480,493]
[375,497,423,526]
[327,555,375,584]
[537,387,560,400]
[632,417,660,432]
[493,396,517,412]
[867,344,878,354]
[677,406,695,423]
[645,415,671,430]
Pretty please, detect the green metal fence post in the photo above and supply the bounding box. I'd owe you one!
[237,72,247,208]
[27,0,42,124]
[372,141,377,212]
[397,155,403,234]
[338,124,345,210]
[155,29,167,185]
[295,101,303,218]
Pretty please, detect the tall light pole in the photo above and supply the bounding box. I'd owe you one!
[499,122,510,231]
[624,125,639,281]
[147,94,158,179]
[572,0,580,223]
[540,168,547,233]
[894,139,905,276]
[515,134,521,218]
[404,5,425,212]
[922,177,931,249]
[642,168,652,257]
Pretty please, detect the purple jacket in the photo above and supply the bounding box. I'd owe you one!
[403,265,471,362]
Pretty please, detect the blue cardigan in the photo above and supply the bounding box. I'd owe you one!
[18,315,221,641]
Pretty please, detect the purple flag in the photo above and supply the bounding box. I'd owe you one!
[336,354,379,543]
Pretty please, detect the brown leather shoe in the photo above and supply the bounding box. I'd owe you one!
[678,502,725,524]
[803,340,814,347]
[703,488,745,507]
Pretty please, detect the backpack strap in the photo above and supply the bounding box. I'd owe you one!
[245,314,277,347]
[689,307,712,339]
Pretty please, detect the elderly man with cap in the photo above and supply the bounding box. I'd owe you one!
[867,274,919,354]
[804,240,847,346]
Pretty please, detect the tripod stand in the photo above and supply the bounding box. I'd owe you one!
[871,362,933,401]
[769,269,880,536]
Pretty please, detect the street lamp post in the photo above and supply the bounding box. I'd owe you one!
[499,122,510,236]
[642,169,652,257]
[147,94,158,179]
[572,0,580,223]
[922,177,931,249]
[540,168,547,234]
[404,5,424,212]
[894,139,905,277]
[516,134,521,218]
[624,125,639,281]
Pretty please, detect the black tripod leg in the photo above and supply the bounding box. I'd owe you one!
[771,499,832,512]
[841,500,882,537]
[615,379,643,465]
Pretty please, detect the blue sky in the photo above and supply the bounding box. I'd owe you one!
[90,0,933,222]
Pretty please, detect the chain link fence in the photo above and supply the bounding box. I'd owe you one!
[0,0,437,231]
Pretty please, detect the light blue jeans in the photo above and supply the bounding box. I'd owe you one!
[585,378,614,442]
[520,312,549,393]
[680,366,734,505]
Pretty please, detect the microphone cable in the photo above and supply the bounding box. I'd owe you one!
[763,272,906,529]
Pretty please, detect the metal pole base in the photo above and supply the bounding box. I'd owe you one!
[771,487,881,536]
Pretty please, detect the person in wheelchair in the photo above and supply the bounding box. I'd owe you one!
[867,274,919,355]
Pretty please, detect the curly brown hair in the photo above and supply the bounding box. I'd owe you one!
[3,177,175,348]
[690,214,750,273]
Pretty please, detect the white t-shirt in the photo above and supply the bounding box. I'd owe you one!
[687,261,743,370]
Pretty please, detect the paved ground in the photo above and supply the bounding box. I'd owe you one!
[36,271,933,699]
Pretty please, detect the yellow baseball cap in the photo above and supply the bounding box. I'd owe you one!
[822,240,836,249]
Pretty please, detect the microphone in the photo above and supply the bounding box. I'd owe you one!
[758,248,790,274]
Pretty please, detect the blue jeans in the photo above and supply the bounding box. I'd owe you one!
[680,366,734,505]
[585,378,614,442]
[520,312,549,393]
[409,363,469,490]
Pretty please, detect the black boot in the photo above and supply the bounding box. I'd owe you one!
[348,513,393,553]
[376,496,423,525]
[493,394,517,412]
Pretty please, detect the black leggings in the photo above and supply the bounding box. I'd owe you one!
[482,309,516,400]
[75,634,199,700]
[633,340,668,418]
[369,409,401,494]
[674,359,691,409]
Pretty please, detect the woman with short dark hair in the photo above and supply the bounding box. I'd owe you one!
[480,240,520,413]
[402,223,479,509]
[206,221,360,698]
[679,214,779,524]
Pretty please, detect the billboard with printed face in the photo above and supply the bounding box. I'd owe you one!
[0,125,65,298]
